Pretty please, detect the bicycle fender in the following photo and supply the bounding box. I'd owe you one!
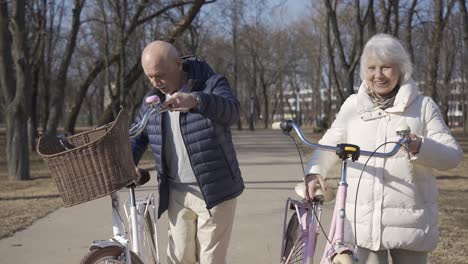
[88,239,125,251]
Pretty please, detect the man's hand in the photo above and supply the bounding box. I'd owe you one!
[304,174,326,201]
[163,93,198,112]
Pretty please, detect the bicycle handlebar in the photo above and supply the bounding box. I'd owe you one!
[273,119,411,159]
[128,95,167,138]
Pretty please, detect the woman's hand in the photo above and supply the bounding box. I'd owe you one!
[408,133,422,155]
[304,174,327,201]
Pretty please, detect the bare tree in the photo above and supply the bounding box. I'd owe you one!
[391,0,400,37]
[426,0,456,124]
[64,0,209,133]
[462,0,468,44]
[45,0,85,135]
[257,29,288,128]
[26,0,45,151]
[460,0,468,133]
[440,23,460,123]
[231,0,243,130]
[379,0,397,34]
[40,0,65,133]
[324,0,372,104]
[367,0,377,36]
[198,0,246,128]
[404,0,418,63]
[0,0,31,180]
[96,0,209,126]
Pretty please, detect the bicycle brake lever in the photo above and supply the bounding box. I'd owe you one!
[396,125,412,158]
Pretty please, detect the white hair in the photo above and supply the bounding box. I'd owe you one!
[360,33,413,83]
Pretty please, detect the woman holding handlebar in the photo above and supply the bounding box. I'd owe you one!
[305,34,463,264]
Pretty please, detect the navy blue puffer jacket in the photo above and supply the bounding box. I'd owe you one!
[131,56,244,218]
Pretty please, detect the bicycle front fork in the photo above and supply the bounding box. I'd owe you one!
[281,198,322,264]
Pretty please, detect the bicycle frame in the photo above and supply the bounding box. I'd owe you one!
[88,186,159,264]
[86,97,165,264]
[320,159,356,264]
[276,119,410,264]
[124,191,160,262]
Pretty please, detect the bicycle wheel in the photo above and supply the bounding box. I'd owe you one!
[80,246,144,264]
[282,212,304,264]
[332,252,356,264]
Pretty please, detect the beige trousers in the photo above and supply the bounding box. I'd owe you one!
[358,247,428,264]
[167,188,237,264]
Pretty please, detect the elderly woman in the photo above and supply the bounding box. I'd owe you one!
[305,33,463,263]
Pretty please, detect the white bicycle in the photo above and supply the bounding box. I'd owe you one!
[80,96,166,264]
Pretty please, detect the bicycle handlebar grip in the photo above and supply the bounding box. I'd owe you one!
[272,119,294,134]
[145,95,160,105]
[396,124,411,138]
[272,122,282,130]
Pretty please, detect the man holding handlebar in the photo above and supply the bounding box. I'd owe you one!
[130,41,244,264]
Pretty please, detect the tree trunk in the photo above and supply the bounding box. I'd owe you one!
[46,0,85,135]
[0,2,14,112]
[261,78,269,129]
[6,107,30,180]
[163,0,206,44]
[324,11,344,104]
[64,56,119,134]
[366,0,376,36]
[232,0,242,130]
[380,0,392,33]
[279,76,285,119]
[325,0,366,102]
[426,0,456,101]
[41,0,62,133]
[405,0,418,63]
[0,0,31,180]
[392,0,400,37]
[460,0,468,133]
[249,54,258,131]
[28,67,40,151]
[346,71,355,97]
[462,0,468,44]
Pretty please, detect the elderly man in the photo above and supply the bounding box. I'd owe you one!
[130,40,244,264]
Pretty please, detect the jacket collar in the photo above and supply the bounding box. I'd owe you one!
[356,79,420,115]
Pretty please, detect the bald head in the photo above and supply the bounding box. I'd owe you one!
[141,41,184,94]
[141,41,179,66]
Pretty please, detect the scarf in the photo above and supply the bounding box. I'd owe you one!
[367,84,400,110]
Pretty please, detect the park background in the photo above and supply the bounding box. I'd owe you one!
[0,0,467,263]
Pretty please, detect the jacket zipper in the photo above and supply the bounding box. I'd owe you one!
[179,113,212,217]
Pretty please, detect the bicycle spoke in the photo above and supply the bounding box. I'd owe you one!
[286,239,305,263]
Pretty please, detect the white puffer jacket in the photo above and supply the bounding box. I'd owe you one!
[305,79,463,252]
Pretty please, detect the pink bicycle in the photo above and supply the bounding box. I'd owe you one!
[274,120,411,264]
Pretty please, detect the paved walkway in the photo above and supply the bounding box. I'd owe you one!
[0,129,332,263]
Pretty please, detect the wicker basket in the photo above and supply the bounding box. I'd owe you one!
[37,110,137,207]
